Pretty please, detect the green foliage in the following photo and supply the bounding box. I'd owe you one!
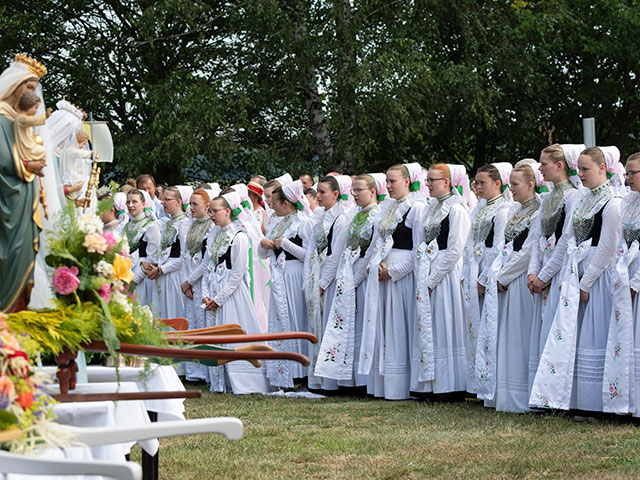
[2,1,639,179]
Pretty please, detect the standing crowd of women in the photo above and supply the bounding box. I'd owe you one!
[106,143,640,416]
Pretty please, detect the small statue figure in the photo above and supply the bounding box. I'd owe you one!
[13,91,51,175]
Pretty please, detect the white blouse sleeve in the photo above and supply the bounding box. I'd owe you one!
[479,206,509,287]
[497,211,540,286]
[186,229,214,285]
[427,204,470,289]
[213,233,249,306]
[158,221,189,274]
[143,223,161,263]
[538,190,579,284]
[320,214,348,290]
[389,202,425,281]
[579,197,622,292]
[527,213,542,276]
[282,218,311,262]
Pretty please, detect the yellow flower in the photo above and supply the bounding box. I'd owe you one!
[113,255,134,283]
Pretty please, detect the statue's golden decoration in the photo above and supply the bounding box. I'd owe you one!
[14,53,47,78]
[81,151,101,212]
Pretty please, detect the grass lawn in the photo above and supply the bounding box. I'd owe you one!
[142,388,640,479]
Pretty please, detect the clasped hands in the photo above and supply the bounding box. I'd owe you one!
[141,261,161,280]
[201,297,219,311]
[260,238,283,250]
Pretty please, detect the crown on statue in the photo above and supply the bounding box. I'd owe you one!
[14,53,47,78]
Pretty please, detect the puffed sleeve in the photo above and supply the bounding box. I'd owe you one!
[478,204,509,286]
[186,230,214,286]
[389,201,426,281]
[143,222,161,262]
[320,214,348,289]
[579,197,622,292]
[497,210,540,286]
[213,233,249,306]
[537,189,579,284]
[527,211,543,276]
[158,219,189,274]
[427,203,470,289]
[282,217,311,262]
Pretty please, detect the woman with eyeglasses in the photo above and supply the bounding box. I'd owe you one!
[526,144,583,395]
[202,191,270,394]
[358,163,426,400]
[315,173,387,391]
[305,175,351,392]
[411,164,471,398]
[600,152,640,416]
[259,180,312,388]
[149,186,192,319]
[462,163,513,396]
[531,147,623,414]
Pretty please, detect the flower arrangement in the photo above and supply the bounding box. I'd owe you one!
[7,201,166,357]
[0,314,68,454]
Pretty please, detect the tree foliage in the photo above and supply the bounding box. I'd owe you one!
[1,0,638,184]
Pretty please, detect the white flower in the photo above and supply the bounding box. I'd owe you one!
[94,260,115,279]
[110,290,133,313]
[119,234,130,255]
[77,214,103,234]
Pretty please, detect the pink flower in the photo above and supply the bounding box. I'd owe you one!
[101,231,118,250]
[83,233,107,254]
[52,266,80,295]
[97,283,111,302]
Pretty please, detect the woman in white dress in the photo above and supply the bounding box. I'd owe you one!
[180,189,213,382]
[315,173,386,389]
[202,192,270,394]
[125,189,160,307]
[477,161,542,412]
[149,186,190,319]
[359,164,426,400]
[527,144,583,394]
[600,152,638,415]
[259,180,312,388]
[305,175,351,391]
[231,183,270,333]
[622,153,640,417]
[463,163,513,395]
[530,146,623,412]
[412,164,471,397]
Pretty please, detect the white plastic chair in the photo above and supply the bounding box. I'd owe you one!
[0,450,141,479]
[0,417,243,479]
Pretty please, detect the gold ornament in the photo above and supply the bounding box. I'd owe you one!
[14,53,47,78]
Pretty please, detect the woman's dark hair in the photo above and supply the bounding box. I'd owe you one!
[127,189,145,203]
[304,188,317,198]
[319,175,340,192]
[476,165,502,185]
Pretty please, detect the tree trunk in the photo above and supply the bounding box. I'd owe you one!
[286,0,334,163]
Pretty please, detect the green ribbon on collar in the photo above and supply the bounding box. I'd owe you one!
[231,207,242,219]
[568,168,578,177]
[115,208,125,217]
[409,180,420,192]
[606,171,615,179]
[242,200,252,210]
[501,183,510,193]
[295,200,304,211]
[455,185,463,195]
[339,193,349,201]
[144,206,153,212]
[377,193,386,201]
[536,185,550,193]
[182,202,190,212]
